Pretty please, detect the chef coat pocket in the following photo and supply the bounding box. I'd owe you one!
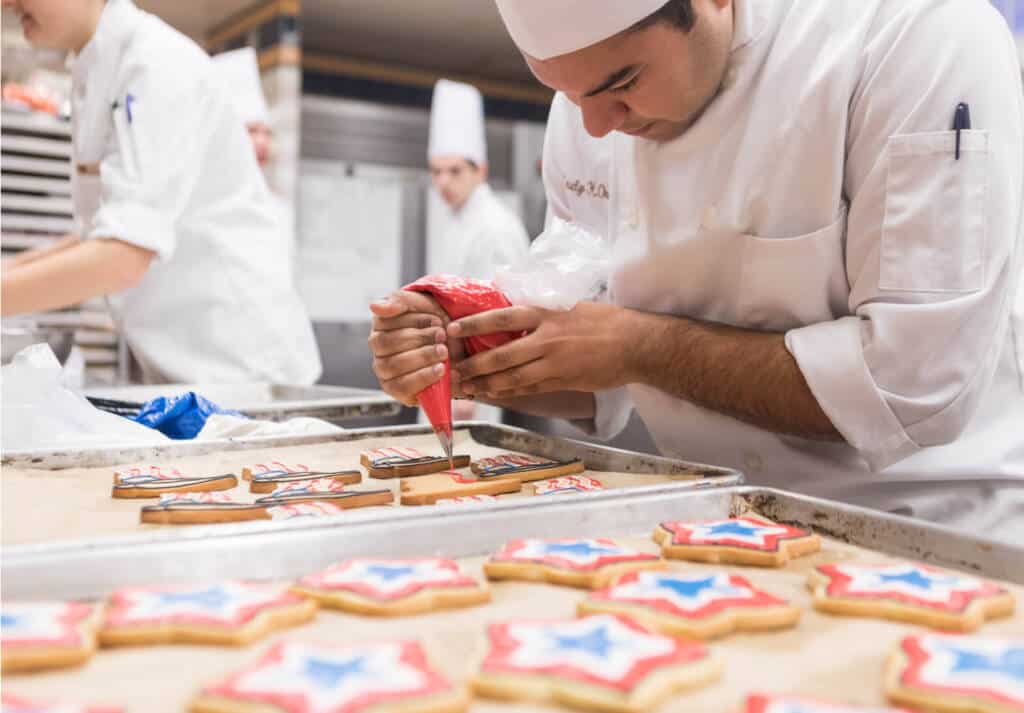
[737,209,849,331]
[880,130,988,293]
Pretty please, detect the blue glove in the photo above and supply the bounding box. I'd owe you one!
[132,391,245,439]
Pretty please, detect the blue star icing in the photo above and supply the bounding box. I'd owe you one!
[157,587,232,611]
[543,542,616,558]
[654,576,718,599]
[0,613,19,628]
[304,656,366,688]
[877,570,940,590]
[705,521,764,538]
[950,647,1024,680]
[365,565,416,581]
[550,626,614,657]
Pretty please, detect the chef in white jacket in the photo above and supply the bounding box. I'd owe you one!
[212,47,298,263]
[368,0,1024,543]
[2,0,322,385]
[426,79,530,281]
[422,78,530,421]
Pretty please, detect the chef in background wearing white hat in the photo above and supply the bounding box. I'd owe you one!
[212,47,274,175]
[421,78,530,421]
[368,0,1024,543]
[212,47,297,260]
[2,0,322,386]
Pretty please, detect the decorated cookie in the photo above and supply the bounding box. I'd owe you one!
[473,615,720,712]
[293,558,489,616]
[255,480,394,509]
[438,494,498,505]
[1,602,99,673]
[246,463,361,494]
[98,581,317,647]
[533,475,604,496]
[484,538,664,589]
[400,471,521,506]
[885,634,1024,713]
[111,465,236,499]
[266,502,345,521]
[472,454,585,482]
[579,570,799,639]
[742,694,911,713]
[362,447,470,478]
[1,694,123,713]
[191,640,468,713]
[653,517,821,567]
[140,492,268,525]
[808,563,1015,631]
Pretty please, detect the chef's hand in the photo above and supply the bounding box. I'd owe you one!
[368,291,465,406]
[448,301,635,400]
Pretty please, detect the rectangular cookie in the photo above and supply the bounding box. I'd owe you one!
[472,454,585,482]
[362,447,470,478]
[111,465,236,499]
[400,472,521,506]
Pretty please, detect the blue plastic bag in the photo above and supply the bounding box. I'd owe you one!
[131,392,245,440]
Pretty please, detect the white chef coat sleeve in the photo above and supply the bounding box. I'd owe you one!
[784,1,1024,470]
[88,61,205,261]
[543,93,635,440]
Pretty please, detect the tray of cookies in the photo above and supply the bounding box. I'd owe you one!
[2,486,1021,713]
[1,424,742,549]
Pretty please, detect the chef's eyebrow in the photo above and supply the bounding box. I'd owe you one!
[583,65,640,97]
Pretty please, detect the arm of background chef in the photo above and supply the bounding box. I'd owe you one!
[1,238,154,316]
[2,233,81,273]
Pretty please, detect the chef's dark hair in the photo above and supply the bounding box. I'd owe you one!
[629,0,697,33]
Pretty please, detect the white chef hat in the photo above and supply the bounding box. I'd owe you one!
[428,79,487,166]
[494,0,670,60]
[211,47,270,126]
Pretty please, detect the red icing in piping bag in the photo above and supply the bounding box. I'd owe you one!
[403,275,525,461]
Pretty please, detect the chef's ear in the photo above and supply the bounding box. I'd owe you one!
[477,161,489,181]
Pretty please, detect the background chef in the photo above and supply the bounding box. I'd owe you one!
[406,78,530,422]
[2,0,321,385]
[368,0,1024,543]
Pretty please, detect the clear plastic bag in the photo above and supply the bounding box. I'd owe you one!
[494,217,610,310]
[1,344,167,452]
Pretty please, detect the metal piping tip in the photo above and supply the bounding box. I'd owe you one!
[436,429,454,469]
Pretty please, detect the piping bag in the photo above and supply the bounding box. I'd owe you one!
[403,274,524,464]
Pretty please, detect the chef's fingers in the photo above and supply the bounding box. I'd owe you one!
[452,337,542,380]
[447,305,543,338]
[372,312,444,332]
[458,357,555,397]
[368,327,446,358]
[372,343,447,382]
[371,291,447,321]
[483,379,566,401]
[377,362,447,406]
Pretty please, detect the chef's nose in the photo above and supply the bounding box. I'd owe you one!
[578,94,628,139]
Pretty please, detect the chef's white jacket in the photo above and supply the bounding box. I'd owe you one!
[544,0,1024,541]
[70,0,322,385]
[430,183,530,281]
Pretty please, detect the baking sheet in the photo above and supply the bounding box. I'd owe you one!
[1,428,728,549]
[3,532,1022,713]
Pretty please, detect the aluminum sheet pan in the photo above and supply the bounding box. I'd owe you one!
[1,423,738,474]
[5,486,1020,601]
